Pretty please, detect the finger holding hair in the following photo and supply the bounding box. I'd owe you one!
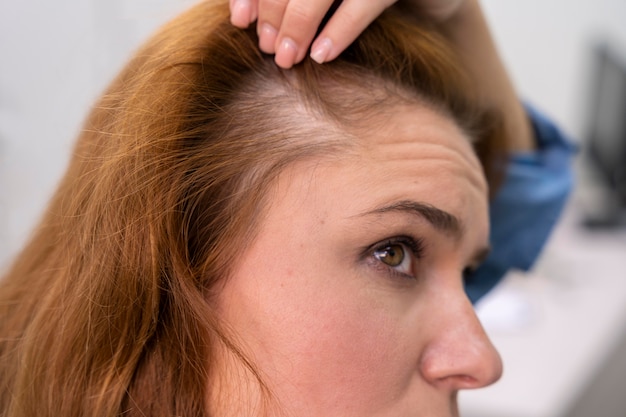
[230,0,468,67]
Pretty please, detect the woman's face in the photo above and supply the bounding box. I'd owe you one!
[214,104,502,417]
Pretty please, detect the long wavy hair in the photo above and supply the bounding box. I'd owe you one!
[0,1,505,416]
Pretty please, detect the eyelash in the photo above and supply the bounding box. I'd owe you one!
[365,236,425,280]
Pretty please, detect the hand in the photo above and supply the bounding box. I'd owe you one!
[229,0,466,69]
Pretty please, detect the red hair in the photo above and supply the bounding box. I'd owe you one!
[0,1,504,416]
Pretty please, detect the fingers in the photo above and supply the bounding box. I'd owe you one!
[229,0,396,69]
[255,0,335,68]
[310,0,394,64]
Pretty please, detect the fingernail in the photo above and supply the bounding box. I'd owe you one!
[230,0,251,28]
[259,23,278,53]
[310,38,332,64]
[275,37,298,69]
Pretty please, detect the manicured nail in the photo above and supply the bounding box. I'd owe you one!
[275,37,298,69]
[310,38,332,64]
[230,0,251,28]
[259,23,278,53]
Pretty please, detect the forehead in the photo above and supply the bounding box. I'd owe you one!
[262,103,489,246]
[351,103,485,187]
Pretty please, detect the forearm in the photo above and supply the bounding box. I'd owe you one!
[437,0,535,152]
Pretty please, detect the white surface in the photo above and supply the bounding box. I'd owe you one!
[460,204,626,417]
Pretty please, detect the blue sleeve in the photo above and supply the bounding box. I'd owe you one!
[465,105,576,304]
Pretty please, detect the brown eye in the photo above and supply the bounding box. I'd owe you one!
[369,238,422,278]
[374,244,405,267]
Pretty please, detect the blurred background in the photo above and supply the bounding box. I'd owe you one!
[1,1,625,416]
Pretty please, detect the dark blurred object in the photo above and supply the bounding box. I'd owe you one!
[581,42,626,228]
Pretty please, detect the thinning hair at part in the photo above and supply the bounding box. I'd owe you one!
[0,1,506,416]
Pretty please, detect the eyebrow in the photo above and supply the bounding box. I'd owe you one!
[356,200,463,240]
[356,199,492,265]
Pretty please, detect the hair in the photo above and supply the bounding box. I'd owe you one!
[0,1,506,416]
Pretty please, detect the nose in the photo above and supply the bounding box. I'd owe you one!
[418,294,503,391]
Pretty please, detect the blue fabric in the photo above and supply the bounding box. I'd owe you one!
[465,106,576,303]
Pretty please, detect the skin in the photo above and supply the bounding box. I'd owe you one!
[213,104,503,416]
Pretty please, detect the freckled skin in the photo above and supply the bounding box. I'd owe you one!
[213,104,502,417]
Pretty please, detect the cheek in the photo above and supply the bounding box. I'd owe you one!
[222,262,419,414]
[280,296,401,388]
